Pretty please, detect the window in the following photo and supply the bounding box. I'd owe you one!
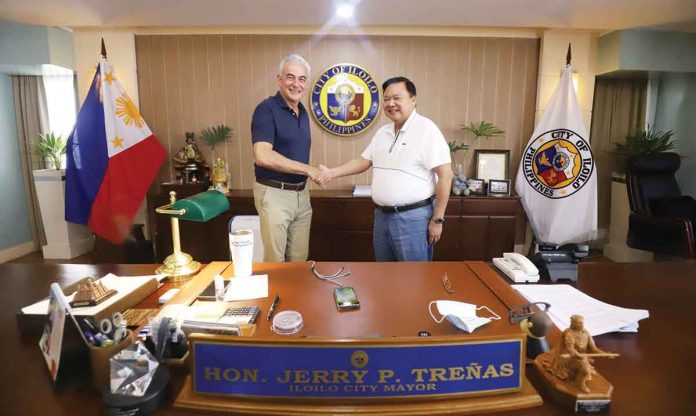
[43,75,77,138]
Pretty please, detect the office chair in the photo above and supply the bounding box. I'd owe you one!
[625,152,696,258]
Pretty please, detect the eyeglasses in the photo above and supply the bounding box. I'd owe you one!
[282,74,307,84]
[441,273,454,294]
[309,260,351,287]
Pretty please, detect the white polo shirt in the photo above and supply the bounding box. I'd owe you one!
[361,110,451,207]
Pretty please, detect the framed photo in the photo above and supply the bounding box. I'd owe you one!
[475,149,510,182]
[467,179,486,196]
[488,179,511,197]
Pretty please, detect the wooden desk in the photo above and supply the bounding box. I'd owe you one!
[5,261,696,415]
[152,188,525,262]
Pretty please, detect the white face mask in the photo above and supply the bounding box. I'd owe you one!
[428,300,501,333]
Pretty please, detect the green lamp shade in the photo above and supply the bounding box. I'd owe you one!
[171,190,230,222]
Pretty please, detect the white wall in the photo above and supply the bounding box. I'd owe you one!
[653,73,696,198]
[73,29,138,105]
[535,30,597,133]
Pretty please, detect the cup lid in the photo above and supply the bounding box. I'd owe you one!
[271,310,303,335]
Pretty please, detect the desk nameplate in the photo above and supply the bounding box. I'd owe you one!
[190,334,524,400]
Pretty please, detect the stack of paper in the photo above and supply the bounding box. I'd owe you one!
[22,274,162,318]
[224,274,269,301]
[352,185,372,197]
[512,284,650,336]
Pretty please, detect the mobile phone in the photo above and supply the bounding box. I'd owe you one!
[197,279,230,301]
[334,286,360,310]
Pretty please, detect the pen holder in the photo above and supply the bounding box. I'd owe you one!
[89,330,134,389]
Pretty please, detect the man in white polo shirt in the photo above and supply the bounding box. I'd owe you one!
[319,77,453,261]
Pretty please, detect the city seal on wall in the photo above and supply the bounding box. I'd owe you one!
[310,63,381,136]
[521,128,594,199]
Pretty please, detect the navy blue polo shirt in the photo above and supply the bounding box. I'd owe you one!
[251,92,311,183]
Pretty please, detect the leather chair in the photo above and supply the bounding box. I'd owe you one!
[625,152,696,258]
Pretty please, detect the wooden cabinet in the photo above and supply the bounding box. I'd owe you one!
[152,186,524,262]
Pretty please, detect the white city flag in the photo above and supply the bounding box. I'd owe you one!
[515,65,597,244]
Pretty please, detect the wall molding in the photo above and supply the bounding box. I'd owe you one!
[74,25,541,39]
[0,241,37,264]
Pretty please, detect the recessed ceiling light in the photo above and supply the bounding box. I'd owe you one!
[336,4,354,19]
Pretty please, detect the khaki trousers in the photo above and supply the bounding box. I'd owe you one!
[253,182,312,262]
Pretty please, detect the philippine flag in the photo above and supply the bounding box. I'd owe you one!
[65,57,165,244]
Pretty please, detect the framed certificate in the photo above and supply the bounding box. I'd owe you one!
[475,149,510,182]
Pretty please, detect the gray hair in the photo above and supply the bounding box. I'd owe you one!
[278,54,310,76]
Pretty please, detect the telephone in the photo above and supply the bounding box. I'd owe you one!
[531,242,589,282]
[492,252,540,283]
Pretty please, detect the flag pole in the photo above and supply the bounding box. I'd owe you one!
[101,38,107,59]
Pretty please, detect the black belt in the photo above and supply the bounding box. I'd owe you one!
[256,178,306,191]
[375,196,433,214]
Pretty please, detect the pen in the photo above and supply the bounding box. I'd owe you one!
[267,295,280,320]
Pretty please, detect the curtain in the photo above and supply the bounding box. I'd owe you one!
[590,77,647,236]
[12,76,49,246]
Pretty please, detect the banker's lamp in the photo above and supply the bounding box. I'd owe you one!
[155,190,229,281]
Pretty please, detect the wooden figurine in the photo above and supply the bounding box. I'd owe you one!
[533,314,619,412]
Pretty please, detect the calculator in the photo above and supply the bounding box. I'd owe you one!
[217,306,260,325]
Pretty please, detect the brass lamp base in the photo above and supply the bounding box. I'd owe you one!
[155,251,201,282]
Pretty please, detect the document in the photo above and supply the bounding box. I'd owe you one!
[22,274,161,316]
[224,274,269,301]
[352,185,371,197]
[512,284,650,336]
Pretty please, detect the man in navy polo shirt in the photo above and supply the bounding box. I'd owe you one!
[251,55,320,262]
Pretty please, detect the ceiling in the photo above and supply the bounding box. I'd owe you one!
[1,0,695,32]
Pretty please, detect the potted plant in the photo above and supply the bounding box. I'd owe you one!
[460,121,505,140]
[201,124,233,159]
[603,126,677,262]
[201,124,233,193]
[32,131,93,259]
[611,126,677,173]
[34,132,67,169]
[447,140,468,172]
[447,141,469,195]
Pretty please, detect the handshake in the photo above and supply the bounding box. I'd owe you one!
[308,165,333,187]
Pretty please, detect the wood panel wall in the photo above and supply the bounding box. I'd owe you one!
[135,34,538,190]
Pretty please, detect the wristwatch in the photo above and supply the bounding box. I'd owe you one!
[431,217,445,224]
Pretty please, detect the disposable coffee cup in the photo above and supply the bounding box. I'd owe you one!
[229,229,254,277]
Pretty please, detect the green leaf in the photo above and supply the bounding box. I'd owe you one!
[460,121,505,139]
[447,140,469,153]
[612,126,677,156]
[33,132,67,169]
[611,126,678,173]
[200,124,233,151]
